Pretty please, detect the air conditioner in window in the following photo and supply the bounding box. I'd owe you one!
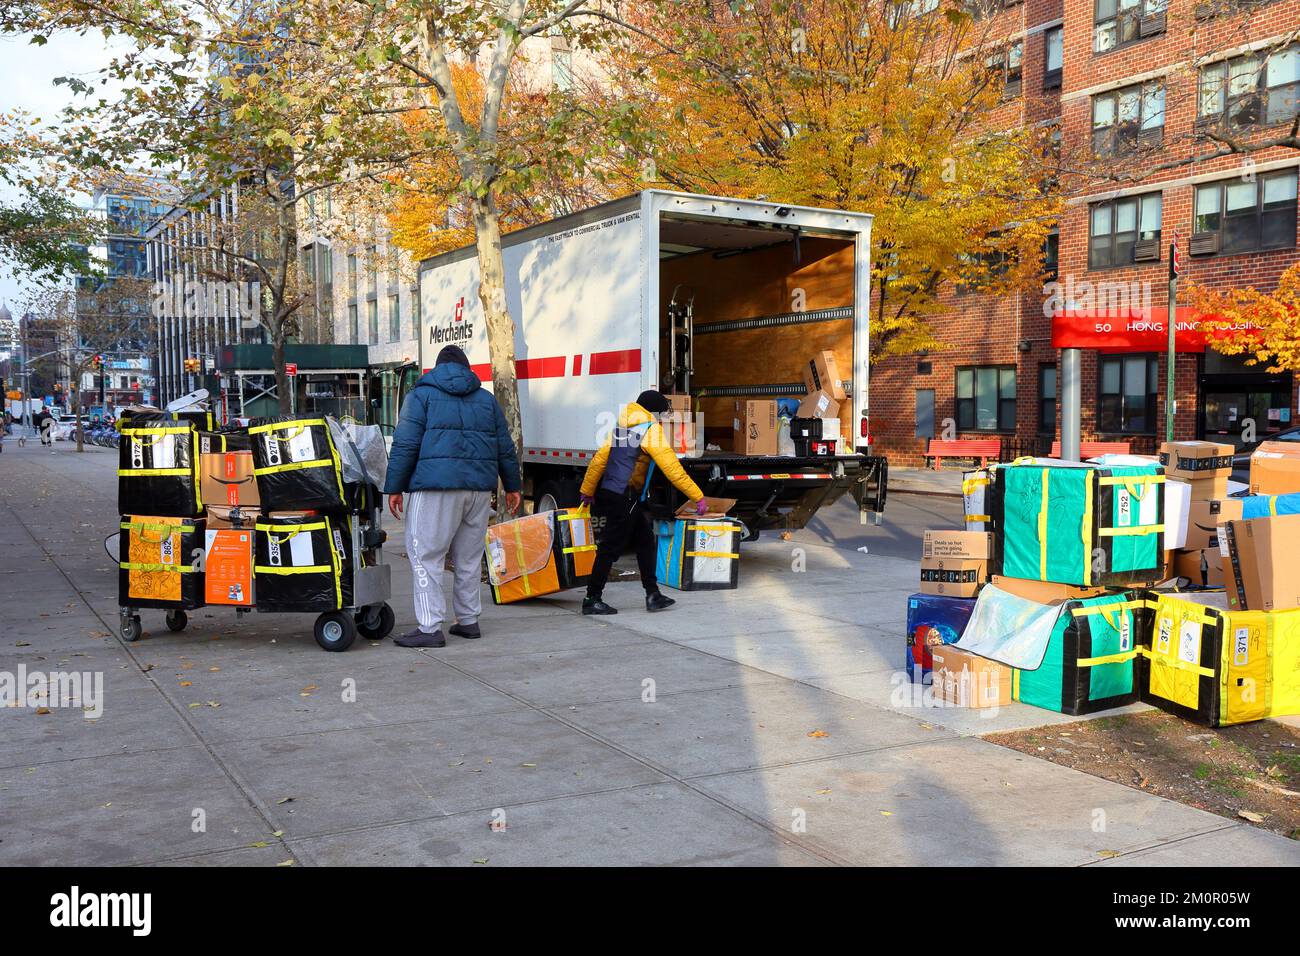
[1189,232,1220,256]
[1133,238,1161,262]
[1138,11,1167,36]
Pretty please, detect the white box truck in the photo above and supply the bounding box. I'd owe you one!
[417,190,888,535]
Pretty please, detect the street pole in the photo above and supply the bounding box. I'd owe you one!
[1165,236,1179,443]
[1061,348,1081,461]
[19,311,31,432]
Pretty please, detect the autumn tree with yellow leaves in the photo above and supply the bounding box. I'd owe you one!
[1190,262,1300,373]
[605,0,1061,355]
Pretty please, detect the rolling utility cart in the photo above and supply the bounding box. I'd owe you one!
[116,416,394,652]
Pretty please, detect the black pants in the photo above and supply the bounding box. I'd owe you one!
[587,488,658,600]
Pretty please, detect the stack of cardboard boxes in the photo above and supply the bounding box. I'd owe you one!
[905,440,1300,725]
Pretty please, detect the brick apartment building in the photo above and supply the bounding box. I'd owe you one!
[871,0,1300,466]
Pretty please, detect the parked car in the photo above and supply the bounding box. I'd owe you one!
[1230,424,1300,485]
[53,415,91,441]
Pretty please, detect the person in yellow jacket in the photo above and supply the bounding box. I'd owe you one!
[579,390,706,615]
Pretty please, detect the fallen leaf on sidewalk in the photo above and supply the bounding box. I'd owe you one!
[35,707,50,715]
[247,841,271,848]
[807,729,830,738]
[276,796,295,805]
[15,641,30,647]
[277,859,295,867]
[1097,850,1121,859]
[1238,810,1266,823]
[472,858,489,865]
[179,680,192,687]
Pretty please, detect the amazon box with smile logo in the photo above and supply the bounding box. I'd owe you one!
[201,451,260,508]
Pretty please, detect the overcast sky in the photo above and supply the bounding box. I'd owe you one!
[0,29,120,315]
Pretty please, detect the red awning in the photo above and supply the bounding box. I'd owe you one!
[1052,308,1259,353]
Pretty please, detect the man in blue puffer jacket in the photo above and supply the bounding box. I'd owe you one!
[384,345,522,648]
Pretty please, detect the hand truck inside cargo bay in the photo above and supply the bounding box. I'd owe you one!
[116,485,394,652]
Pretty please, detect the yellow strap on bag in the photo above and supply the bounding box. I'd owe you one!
[1038,468,1050,582]
[687,523,736,533]
[962,475,989,495]
[1136,644,1215,678]
[248,418,328,436]
[118,562,194,573]
[254,564,334,575]
[1077,649,1140,667]
[1081,471,1095,585]
[254,458,336,476]
[513,519,531,597]
[121,425,191,440]
[965,514,991,523]
[685,550,739,559]
[1098,524,1165,536]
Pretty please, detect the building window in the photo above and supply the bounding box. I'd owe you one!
[410,289,421,340]
[1092,82,1164,156]
[1039,364,1057,436]
[365,245,376,295]
[388,294,400,343]
[552,49,574,91]
[988,41,1023,97]
[956,366,1016,432]
[348,303,358,343]
[1043,230,1059,280]
[1044,27,1063,89]
[1198,47,1300,127]
[1088,192,1162,269]
[367,299,379,342]
[347,254,357,295]
[1098,354,1158,434]
[1192,170,1297,256]
[1094,0,1166,53]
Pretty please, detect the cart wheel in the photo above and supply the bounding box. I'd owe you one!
[356,603,395,641]
[165,609,188,632]
[121,615,142,643]
[314,611,357,652]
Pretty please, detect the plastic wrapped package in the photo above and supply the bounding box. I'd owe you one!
[118,420,203,517]
[249,416,345,511]
[328,418,389,491]
[956,583,1142,714]
[487,511,560,604]
[990,460,1164,586]
[962,469,991,532]
[655,517,743,591]
[1141,591,1300,726]
[905,592,978,683]
[253,513,349,612]
[118,515,205,609]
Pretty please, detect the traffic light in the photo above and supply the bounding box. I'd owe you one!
[183,357,200,374]
[91,354,103,370]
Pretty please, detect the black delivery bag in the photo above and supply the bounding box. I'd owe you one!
[118,419,203,517]
[248,416,346,511]
[253,513,351,612]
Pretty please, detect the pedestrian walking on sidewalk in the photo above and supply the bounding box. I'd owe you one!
[578,389,706,616]
[384,345,522,648]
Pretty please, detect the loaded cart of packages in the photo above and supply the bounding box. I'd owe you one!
[116,414,395,652]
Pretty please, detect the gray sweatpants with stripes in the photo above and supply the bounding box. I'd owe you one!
[404,489,493,635]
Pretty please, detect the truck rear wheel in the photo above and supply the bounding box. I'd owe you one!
[533,478,580,513]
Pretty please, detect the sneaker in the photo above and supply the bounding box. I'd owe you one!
[394,629,446,648]
[645,592,676,613]
[582,597,618,615]
[449,623,481,640]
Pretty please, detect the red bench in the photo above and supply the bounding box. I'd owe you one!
[1049,440,1132,460]
[926,438,1002,470]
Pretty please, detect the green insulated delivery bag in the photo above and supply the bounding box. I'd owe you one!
[118,421,203,517]
[118,515,205,609]
[955,583,1143,715]
[990,460,1164,586]
[249,416,345,511]
[253,513,350,612]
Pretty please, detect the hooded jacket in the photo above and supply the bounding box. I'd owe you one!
[580,402,703,501]
[383,364,522,495]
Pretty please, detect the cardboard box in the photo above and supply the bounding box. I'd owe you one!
[1173,548,1225,588]
[920,557,987,597]
[1223,514,1300,611]
[796,389,840,420]
[732,400,778,456]
[206,504,259,529]
[1169,473,1228,502]
[662,411,701,458]
[989,575,1109,604]
[803,350,846,402]
[1160,440,1235,480]
[1184,497,1244,551]
[201,451,259,508]
[676,496,736,518]
[922,530,992,560]
[204,527,253,606]
[1249,441,1300,495]
[664,393,693,415]
[931,645,1013,708]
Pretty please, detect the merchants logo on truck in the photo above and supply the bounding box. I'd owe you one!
[430,295,475,347]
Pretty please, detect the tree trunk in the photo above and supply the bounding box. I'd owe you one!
[271,330,292,416]
[470,193,522,453]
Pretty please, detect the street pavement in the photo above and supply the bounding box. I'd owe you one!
[2,439,1297,866]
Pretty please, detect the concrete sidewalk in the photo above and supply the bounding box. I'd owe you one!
[1,442,1296,866]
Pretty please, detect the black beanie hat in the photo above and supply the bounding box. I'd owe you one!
[436,345,471,368]
[636,389,670,414]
